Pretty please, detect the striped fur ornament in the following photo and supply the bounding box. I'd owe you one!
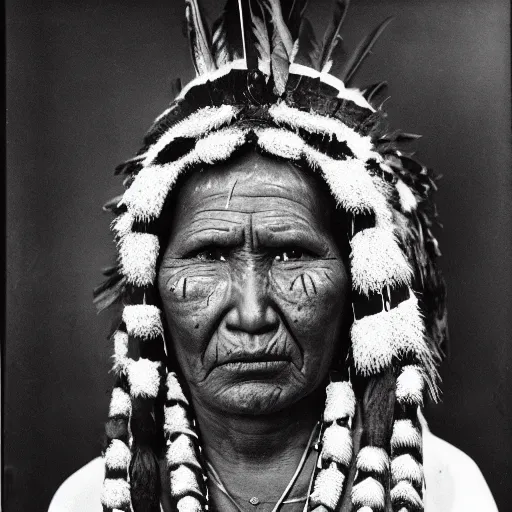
[119,233,159,287]
[101,478,131,510]
[311,380,356,510]
[108,387,131,418]
[122,305,163,339]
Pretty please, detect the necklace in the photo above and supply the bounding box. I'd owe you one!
[206,422,320,512]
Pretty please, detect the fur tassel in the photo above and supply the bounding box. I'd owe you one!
[105,439,132,471]
[177,496,203,512]
[356,446,389,474]
[109,387,132,418]
[391,419,422,453]
[310,463,346,510]
[119,233,159,287]
[126,358,162,398]
[324,380,356,421]
[101,478,131,509]
[170,465,202,498]
[321,424,353,466]
[122,305,163,340]
[351,476,385,510]
[350,227,412,295]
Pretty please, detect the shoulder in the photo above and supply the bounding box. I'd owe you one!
[423,429,498,512]
[48,458,105,512]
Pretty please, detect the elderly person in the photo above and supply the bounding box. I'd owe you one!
[50,1,497,511]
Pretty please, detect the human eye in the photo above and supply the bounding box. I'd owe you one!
[273,247,314,262]
[186,246,228,262]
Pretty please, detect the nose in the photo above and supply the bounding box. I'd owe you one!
[225,265,279,335]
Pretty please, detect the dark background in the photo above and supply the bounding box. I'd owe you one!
[5,0,511,511]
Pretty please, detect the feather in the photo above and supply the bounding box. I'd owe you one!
[185,0,216,75]
[291,16,322,70]
[339,16,393,85]
[102,195,125,214]
[212,0,244,65]
[361,80,388,102]
[263,0,294,93]
[284,0,309,40]
[320,0,350,71]
[250,2,271,65]
[264,0,294,57]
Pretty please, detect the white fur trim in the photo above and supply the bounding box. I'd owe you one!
[256,127,304,160]
[109,387,131,417]
[391,420,422,453]
[112,211,135,239]
[142,105,238,166]
[166,372,189,405]
[176,60,247,100]
[123,127,246,221]
[310,463,345,510]
[194,127,247,164]
[390,481,423,509]
[119,233,159,286]
[269,102,379,161]
[112,331,129,374]
[356,447,389,474]
[122,162,179,221]
[396,366,424,406]
[126,358,161,398]
[396,178,418,213]
[104,439,131,471]
[321,424,353,467]
[288,64,375,111]
[166,434,198,468]
[310,151,392,226]
[100,478,131,509]
[356,508,373,512]
[164,404,190,434]
[351,295,429,377]
[122,304,163,339]
[391,454,424,486]
[351,477,385,510]
[324,381,356,422]
[350,228,412,294]
[170,465,201,498]
[177,495,202,512]
[255,128,392,226]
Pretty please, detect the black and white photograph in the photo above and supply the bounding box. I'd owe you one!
[5,1,511,511]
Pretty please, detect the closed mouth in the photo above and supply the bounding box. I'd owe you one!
[215,354,291,373]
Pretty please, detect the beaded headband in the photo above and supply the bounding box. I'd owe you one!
[96,2,447,511]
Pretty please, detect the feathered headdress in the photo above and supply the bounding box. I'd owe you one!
[96,2,447,511]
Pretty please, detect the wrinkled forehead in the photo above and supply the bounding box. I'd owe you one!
[171,151,337,220]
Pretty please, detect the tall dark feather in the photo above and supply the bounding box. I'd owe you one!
[319,0,350,71]
[291,17,321,70]
[361,80,388,102]
[250,1,271,66]
[283,0,309,40]
[185,0,216,75]
[263,0,293,94]
[211,0,244,66]
[339,16,393,85]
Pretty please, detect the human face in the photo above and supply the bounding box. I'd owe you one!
[158,151,350,415]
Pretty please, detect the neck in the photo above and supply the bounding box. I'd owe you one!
[192,389,323,495]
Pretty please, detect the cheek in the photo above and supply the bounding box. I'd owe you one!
[269,261,350,369]
[158,264,229,373]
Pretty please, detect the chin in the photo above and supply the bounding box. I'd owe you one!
[213,381,301,415]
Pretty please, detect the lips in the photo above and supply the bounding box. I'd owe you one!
[213,351,292,375]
